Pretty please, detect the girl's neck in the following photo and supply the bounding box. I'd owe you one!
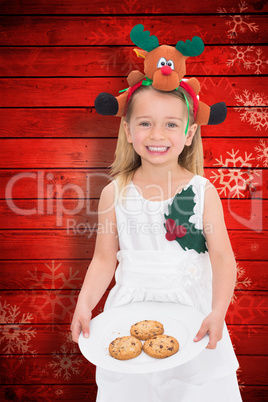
[133,163,192,186]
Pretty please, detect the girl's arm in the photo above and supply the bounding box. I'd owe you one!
[71,181,119,342]
[194,181,237,349]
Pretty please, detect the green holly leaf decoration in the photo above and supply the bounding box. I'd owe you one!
[164,185,208,254]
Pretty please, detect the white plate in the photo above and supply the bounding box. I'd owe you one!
[78,302,209,373]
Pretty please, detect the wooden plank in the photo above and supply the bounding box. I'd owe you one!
[0,169,111,199]
[1,45,267,77]
[0,108,119,139]
[1,168,267,199]
[0,384,98,402]
[0,385,267,402]
[0,107,268,139]
[0,323,266,355]
[0,16,267,46]
[0,199,266,231]
[0,138,267,169]
[227,291,268,326]
[228,231,268,260]
[0,76,267,107]
[0,290,105,324]
[1,0,267,14]
[237,356,268,386]
[0,354,267,385]
[228,325,268,356]
[0,260,91,290]
[0,230,97,259]
[0,355,96,385]
[241,386,268,402]
[0,290,267,324]
[1,260,267,291]
[0,229,267,259]
[234,260,268,292]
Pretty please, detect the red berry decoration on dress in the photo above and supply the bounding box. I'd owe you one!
[174,225,187,238]
[165,231,176,241]
[165,218,176,232]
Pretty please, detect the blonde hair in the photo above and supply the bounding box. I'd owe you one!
[110,85,204,189]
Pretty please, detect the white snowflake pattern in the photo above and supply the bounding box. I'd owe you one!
[25,261,82,326]
[48,344,83,381]
[228,292,266,336]
[27,260,82,290]
[254,139,268,167]
[250,48,268,74]
[235,89,268,131]
[234,262,252,294]
[218,1,259,40]
[210,149,260,198]
[227,46,268,74]
[0,300,36,361]
[227,46,253,70]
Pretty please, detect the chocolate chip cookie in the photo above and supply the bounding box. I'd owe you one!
[143,335,179,359]
[109,336,143,360]
[130,320,164,340]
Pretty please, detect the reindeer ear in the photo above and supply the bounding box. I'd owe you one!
[134,48,147,59]
[176,36,204,57]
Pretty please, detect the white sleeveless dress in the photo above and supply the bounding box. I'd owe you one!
[96,175,242,402]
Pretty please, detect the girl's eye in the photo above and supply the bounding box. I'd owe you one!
[167,122,177,128]
[139,122,150,127]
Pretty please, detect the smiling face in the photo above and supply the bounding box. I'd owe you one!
[124,88,197,171]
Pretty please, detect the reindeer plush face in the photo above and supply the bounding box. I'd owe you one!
[142,45,187,91]
[131,24,204,92]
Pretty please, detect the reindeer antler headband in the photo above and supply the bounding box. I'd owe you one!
[95,24,227,132]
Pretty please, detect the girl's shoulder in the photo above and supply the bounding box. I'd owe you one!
[98,181,117,212]
[203,178,223,216]
[100,180,115,198]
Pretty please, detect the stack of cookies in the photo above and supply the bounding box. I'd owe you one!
[109,320,179,360]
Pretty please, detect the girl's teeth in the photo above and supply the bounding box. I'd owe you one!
[147,146,168,152]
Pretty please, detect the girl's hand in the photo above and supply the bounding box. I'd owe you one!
[71,301,92,343]
[193,311,224,349]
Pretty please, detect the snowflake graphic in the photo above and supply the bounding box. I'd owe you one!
[210,149,260,198]
[28,260,82,290]
[231,258,252,305]
[236,366,245,392]
[229,292,266,325]
[218,1,259,40]
[227,46,268,75]
[234,262,252,294]
[250,48,268,74]
[228,292,266,345]
[254,139,268,167]
[25,261,82,326]
[235,90,268,131]
[0,300,36,361]
[48,344,83,381]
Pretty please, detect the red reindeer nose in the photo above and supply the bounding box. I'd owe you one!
[161,65,172,75]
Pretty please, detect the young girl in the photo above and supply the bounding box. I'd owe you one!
[71,84,242,401]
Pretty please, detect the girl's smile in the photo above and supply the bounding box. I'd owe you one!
[146,146,170,155]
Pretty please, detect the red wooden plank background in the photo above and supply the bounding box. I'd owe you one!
[0,1,267,401]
